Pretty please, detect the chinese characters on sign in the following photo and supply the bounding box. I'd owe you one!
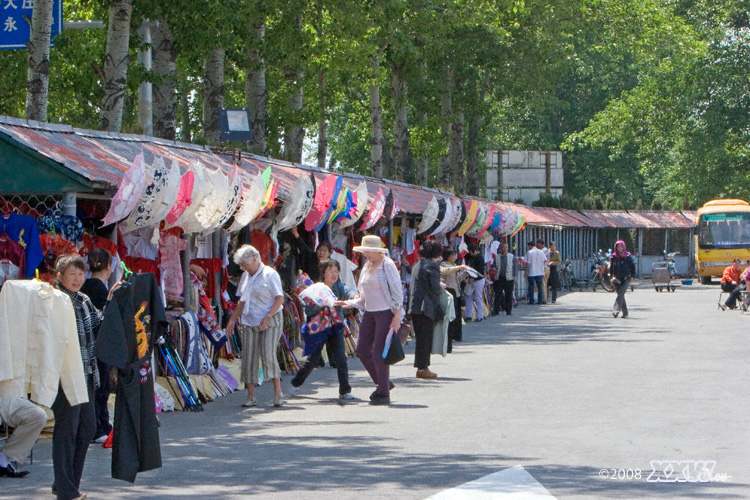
[0,0,62,50]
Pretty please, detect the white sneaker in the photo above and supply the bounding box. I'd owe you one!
[273,392,286,407]
[94,434,108,444]
[241,395,257,407]
[288,386,300,397]
[339,393,357,401]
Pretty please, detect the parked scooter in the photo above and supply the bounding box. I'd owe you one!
[660,250,679,279]
[590,249,614,292]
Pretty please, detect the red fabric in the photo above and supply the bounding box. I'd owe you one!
[190,258,222,298]
[0,236,26,276]
[250,229,276,266]
[79,234,119,258]
[405,240,420,267]
[39,233,77,257]
[122,256,159,277]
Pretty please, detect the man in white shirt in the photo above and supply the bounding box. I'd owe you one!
[525,241,548,305]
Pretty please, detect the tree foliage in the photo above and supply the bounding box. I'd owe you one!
[1,0,746,204]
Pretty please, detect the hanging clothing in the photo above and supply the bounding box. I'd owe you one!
[0,212,44,278]
[96,273,166,483]
[0,280,88,408]
[432,290,456,357]
[39,233,77,258]
[159,233,187,296]
[0,236,25,286]
[37,213,85,244]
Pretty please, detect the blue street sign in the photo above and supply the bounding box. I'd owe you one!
[0,0,62,50]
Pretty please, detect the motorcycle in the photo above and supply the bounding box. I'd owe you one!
[661,250,679,279]
[590,249,614,292]
[559,258,578,291]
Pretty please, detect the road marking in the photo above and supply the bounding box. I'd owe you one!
[424,465,557,500]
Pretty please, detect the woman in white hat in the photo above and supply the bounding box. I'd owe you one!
[337,235,403,405]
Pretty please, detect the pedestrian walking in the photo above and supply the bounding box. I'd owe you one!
[610,240,636,318]
[226,245,286,408]
[407,240,443,379]
[547,241,562,304]
[464,243,487,322]
[492,243,518,315]
[338,235,403,406]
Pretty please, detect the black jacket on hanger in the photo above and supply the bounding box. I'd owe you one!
[96,272,167,483]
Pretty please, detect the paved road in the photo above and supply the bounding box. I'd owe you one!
[3,284,749,499]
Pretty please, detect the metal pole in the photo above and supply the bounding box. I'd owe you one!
[182,233,193,311]
[61,191,76,216]
[137,20,153,136]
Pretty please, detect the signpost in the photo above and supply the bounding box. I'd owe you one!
[0,0,62,49]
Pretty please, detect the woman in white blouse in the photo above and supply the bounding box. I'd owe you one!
[337,235,403,405]
[226,245,285,408]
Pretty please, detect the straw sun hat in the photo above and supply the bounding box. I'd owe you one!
[352,235,388,253]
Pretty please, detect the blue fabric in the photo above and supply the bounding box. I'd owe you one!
[37,212,85,243]
[301,322,343,357]
[0,213,43,278]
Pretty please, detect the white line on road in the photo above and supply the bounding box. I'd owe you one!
[424,466,557,500]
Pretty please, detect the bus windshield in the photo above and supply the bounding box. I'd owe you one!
[698,212,750,249]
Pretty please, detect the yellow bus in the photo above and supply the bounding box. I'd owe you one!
[695,199,750,283]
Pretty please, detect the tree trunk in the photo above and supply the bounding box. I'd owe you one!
[100,0,133,132]
[245,12,268,156]
[466,112,480,196]
[437,71,452,189]
[283,13,305,163]
[391,64,410,183]
[202,48,224,146]
[369,57,384,178]
[317,68,328,170]
[450,106,464,193]
[25,0,54,121]
[179,77,191,142]
[152,20,176,140]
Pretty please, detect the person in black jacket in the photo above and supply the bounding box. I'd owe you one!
[610,240,636,318]
[407,240,444,379]
[79,248,113,444]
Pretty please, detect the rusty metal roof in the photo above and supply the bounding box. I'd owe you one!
[0,115,697,228]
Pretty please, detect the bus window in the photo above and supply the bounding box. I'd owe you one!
[699,213,750,248]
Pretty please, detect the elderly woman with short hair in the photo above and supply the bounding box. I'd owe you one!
[226,245,286,408]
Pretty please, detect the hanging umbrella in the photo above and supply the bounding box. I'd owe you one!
[439,199,462,236]
[456,201,479,236]
[192,167,229,233]
[488,207,503,233]
[256,175,279,220]
[120,156,178,233]
[417,196,439,234]
[228,172,265,232]
[166,169,195,226]
[339,182,368,228]
[466,203,491,238]
[510,213,526,237]
[102,152,147,227]
[313,176,342,232]
[424,198,447,235]
[430,197,454,236]
[476,205,496,239]
[333,188,356,223]
[327,186,350,224]
[444,199,466,235]
[273,171,316,234]
[499,208,517,236]
[358,187,386,231]
[167,161,208,232]
[370,189,393,232]
[214,166,243,231]
[305,174,338,232]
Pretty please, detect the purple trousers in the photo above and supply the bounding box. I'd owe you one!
[357,310,393,397]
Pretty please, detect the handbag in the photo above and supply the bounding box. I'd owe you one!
[396,318,411,344]
[384,335,405,365]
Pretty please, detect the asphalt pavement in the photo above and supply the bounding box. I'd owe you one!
[2,283,749,499]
